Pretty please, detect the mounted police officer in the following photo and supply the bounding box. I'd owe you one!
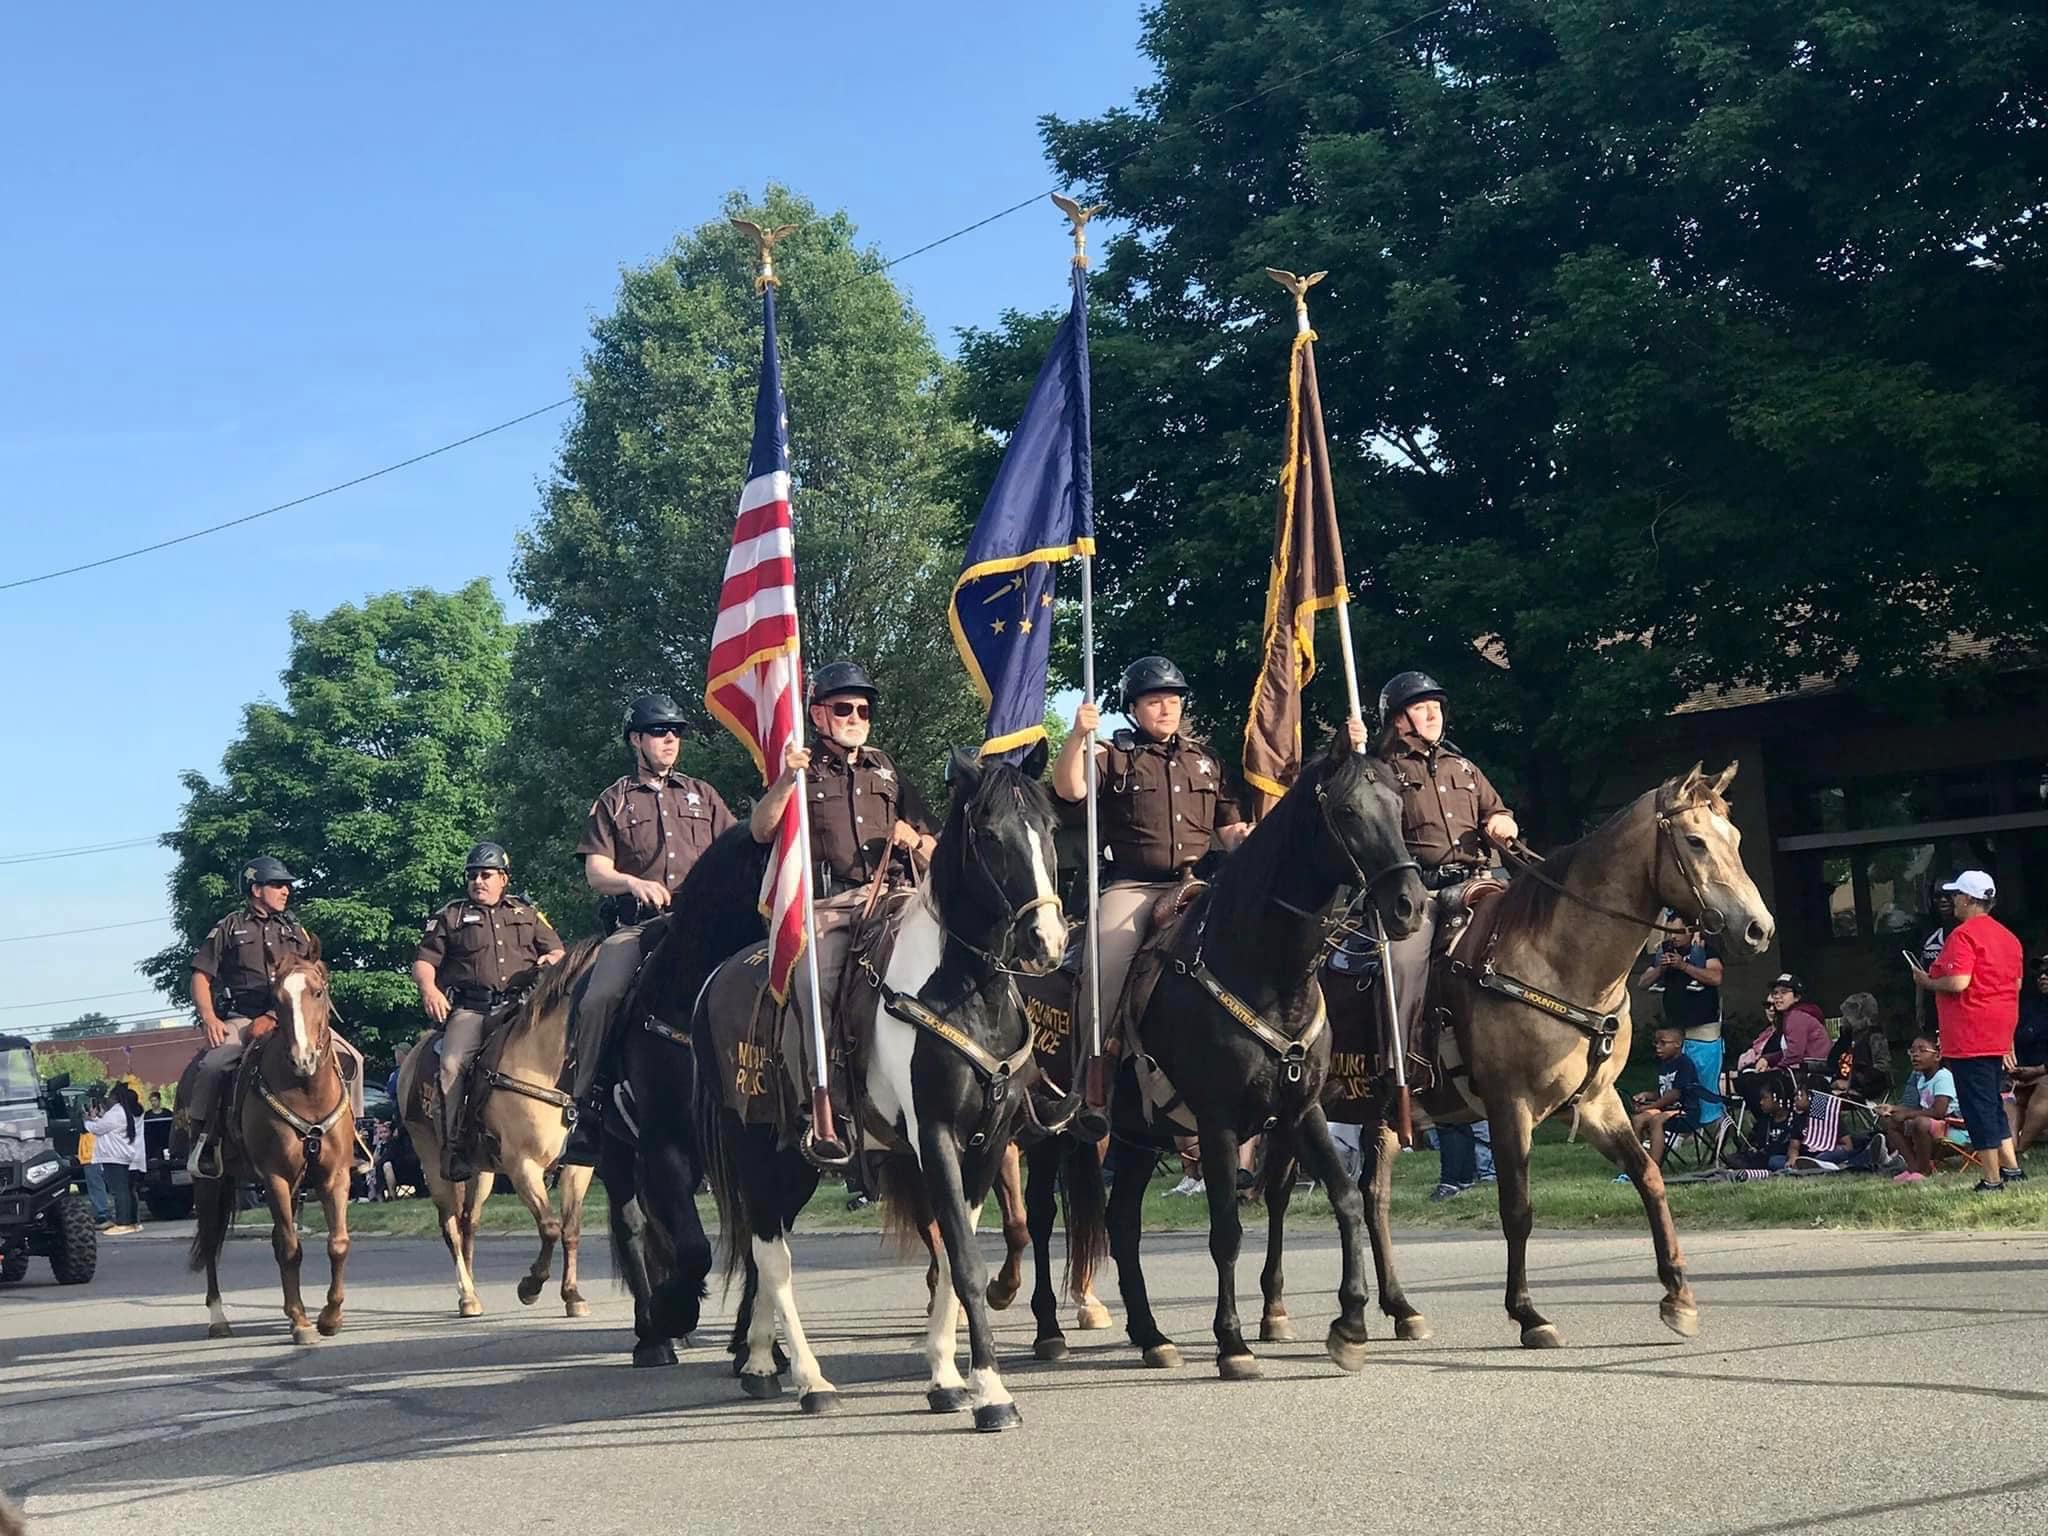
[752,660,937,1022]
[1052,656,1251,1040]
[184,856,317,1170]
[565,692,739,1139]
[411,841,564,1180]
[1373,669,1519,1046]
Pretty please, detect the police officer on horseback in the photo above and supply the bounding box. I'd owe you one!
[1051,656,1251,1040]
[1374,669,1519,1045]
[412,841,564,1180]
[752,660,936,1018]
[183,856,318,1172]
[578,692,738,930]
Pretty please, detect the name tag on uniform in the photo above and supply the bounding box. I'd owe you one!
[461,912,482,925]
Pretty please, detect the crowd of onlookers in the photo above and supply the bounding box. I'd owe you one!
[75,1084,154,1234]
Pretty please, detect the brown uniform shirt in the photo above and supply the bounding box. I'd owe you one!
[577,772,737,893]
[1378,730,1509,870]
[190,905,316,1015]
[806,740,934,890]
[414,895,563,995]
[1080,730,1246,883]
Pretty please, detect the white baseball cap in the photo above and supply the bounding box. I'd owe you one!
[1941,870,1996,901]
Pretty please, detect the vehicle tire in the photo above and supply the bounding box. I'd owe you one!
[145,1190,194,1222]
[46,1195,98,1285]
[0,1241,28,1284]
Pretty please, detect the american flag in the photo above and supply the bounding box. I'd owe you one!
[703,284,807,1003]
[1803,1090,1843,1154]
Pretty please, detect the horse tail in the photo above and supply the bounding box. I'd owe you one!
[1061,1135,1109,1302]
[874,1155,933,1260]
[691,1017,745,1289]
[187,1175,231,1273]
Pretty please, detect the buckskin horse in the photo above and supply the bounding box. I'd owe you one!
[188,947,354,1345]
[694,745,1066,1430]
[1316,763,1773,1348]
[398,942,599,1320]
[1077,735,1427,1380]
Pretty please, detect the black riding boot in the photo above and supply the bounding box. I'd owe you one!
[558,1079,606,1168]
[440,1083,477,1183]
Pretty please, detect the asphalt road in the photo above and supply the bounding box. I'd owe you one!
[4,1218,2044,1534]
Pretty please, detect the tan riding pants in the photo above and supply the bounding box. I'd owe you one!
[569,920,661,1103]
[1081,881,1169,1043]
[438,1009,488,1097]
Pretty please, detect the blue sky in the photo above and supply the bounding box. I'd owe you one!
[0,2,1152,1030]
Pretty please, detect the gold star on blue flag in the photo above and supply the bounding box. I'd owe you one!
[948,264,1095,758]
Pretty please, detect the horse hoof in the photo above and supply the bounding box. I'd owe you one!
[516,1277,544,1306]
[1033,1336,1070,1362]
[565,1297,591,1319]
[1520,1324,1564,1349]
[1395,1314,1434,1342]
[633,1341,680,1369]
[1142,1343,1184,1370]
[740,1372,784,1399]
[985,1281,1019,1311]
[1075,1301,1112,1331]
[458,1295,484,1319]
[1325,1328,1368,1374]
[973,1402,1022,1433]
[1660,1300,1700,1339]
[207,1322,232,1340]
[291,1325,318,1347]
[1218,1352,1261,1381]
[316,1312,343,1337]
[1259,1315,1296,1343]
[799,1391,842,1417]
[926,1387,971,1413]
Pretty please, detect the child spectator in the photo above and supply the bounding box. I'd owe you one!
[1629,1026,1703,1167]
[1740,1080,1804,1172]
[1877,1034,1970,1183]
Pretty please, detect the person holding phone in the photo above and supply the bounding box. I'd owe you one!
[1910,871,2022,1190]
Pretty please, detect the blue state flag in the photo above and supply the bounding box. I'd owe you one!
[948,263,1095,758]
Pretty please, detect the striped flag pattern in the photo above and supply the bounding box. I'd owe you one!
[703,285,807,1003]
[1802,1090,1844,1154]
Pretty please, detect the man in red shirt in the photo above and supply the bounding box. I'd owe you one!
[1912,870,2024,1190]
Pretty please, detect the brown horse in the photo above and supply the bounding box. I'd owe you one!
[399,938,601,1319]
[1317,763,1774,1349]
[188,949,353,1345]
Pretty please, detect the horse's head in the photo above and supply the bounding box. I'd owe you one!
[270,940,333,1084]
[938,741,1067,974]
[1654,762,1775,955]
[1301,734,1427,939]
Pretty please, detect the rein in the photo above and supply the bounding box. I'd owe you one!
[1497,809,1725,937]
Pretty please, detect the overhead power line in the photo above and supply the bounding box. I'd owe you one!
[0,988,168,1012]
[0,5,1449,596]
[0,916,173,946]
[0,837,161,868]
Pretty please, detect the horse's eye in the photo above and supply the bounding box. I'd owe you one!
[1686,835,1707,851]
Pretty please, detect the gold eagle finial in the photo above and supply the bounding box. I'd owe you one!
[732,219,800,292]
[1265,267,1328,332]
[1051,193,1108,268]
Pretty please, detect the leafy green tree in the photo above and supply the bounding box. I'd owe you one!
[141,582,516,1056]
[36,1049,108,1088]
[959,0,2047,834]
[505,185,984,928]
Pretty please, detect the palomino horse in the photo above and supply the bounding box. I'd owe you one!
[695,745,1066,1430]
[1312,763,1773,1348]
[1083,735,1426,1379]
[188,948,354,1345]
[399,940,601,1319]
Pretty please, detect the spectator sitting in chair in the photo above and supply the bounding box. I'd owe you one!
[1737,974,1832,1073]
[1629,1026,1703,1167]
[1877,1034,1970,1184]
[2007,958,2048,1155]
[1826,991,1894,1102]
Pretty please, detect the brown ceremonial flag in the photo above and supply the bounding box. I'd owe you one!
[1241,328,1348,815]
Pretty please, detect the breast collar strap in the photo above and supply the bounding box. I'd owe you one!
[1175,916,1329,1085]
[1448,929,1622,1106]
[867,965,1036,1148]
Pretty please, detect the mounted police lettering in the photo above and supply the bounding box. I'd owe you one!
[1024,992,1071,1056]
[1325,1050,1371,1102]
[734,1038,769,1098]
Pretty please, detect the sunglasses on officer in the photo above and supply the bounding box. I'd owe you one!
[826,701,871,720]
[635,724,682,738]
[257,880,291,890]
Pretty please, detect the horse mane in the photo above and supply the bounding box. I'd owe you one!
[1205,740,1367,932]
[928,756,1056,922]
[512,933,607,1037]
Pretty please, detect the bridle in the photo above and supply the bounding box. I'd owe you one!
[1498,800,1727,936]
[1269,772,1421,974]
[945,785,1067,975]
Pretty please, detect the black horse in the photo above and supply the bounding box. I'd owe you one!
[1081,736,1427,1379]
[598,825,768,1369]
[694,745,1066,1430]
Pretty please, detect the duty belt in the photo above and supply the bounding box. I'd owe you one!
[450,985,507,1012]
[1420,863,1488,891]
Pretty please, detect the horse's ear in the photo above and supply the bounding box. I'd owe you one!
[304,931,322,964]
[944,746,983,793]
[1709,761,1739,798]
[1019,737,1050,782]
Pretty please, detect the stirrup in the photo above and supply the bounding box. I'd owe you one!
[800,1125,854,1171]
[187,1134,226,1182]
[1026,1087,1085,1137]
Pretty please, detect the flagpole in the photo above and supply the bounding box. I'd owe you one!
[1057,194,1112,1118]
[1271,264,1411,1147]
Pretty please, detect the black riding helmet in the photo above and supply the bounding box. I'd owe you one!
[809,660,879,705]
[241,855,294,892]
[1119,655,1190,709]
[1377,669,1447,726]
[464,841,511,874]
[621,692,687,743]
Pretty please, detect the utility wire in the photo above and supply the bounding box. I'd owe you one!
[0,916,172,946]
[0,5,1449,596]
[0,988,168,1012]
[0,837,160,868]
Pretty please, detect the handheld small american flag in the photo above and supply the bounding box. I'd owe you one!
[1803,1090,1844,1154]
[704,284,807,1003]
